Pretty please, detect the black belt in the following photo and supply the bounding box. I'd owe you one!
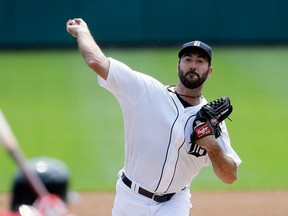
[121,173,175,203]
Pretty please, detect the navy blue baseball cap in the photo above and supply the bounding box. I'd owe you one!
[178,40,212,62]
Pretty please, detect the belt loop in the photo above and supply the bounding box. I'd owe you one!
[131,181,138,193]
[152,194,156,201]
[118,169,124,178]
[135,182,141,193]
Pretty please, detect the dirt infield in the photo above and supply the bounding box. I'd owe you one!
[1,190,288,216]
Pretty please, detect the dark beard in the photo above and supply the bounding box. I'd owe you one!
[178,69,209,89]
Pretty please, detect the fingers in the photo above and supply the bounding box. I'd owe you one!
[66,18,82,37]
[67,18,77,26]
[66,18,88,38]
[67,18,82,26]
[74,18,82,24]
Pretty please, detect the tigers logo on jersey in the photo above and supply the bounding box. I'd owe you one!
[188,140,207,157]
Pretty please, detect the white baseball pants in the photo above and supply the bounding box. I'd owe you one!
[112,178,192,216]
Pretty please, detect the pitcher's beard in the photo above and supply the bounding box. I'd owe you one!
[178,69,209,89]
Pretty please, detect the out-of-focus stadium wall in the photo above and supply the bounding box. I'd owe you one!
[0,0,287,48]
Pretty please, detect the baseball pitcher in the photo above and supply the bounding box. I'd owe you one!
[66,18,241,216]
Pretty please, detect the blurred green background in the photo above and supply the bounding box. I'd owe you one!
[0,47,287,192]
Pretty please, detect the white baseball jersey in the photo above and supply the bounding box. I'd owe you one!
[98,58,241,195]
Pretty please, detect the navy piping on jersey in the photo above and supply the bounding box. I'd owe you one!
[154,94,179,192]
[163,114,196,193]
[167,86,194,108]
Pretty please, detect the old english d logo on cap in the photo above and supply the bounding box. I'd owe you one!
[193,41,201,46]
[178,40,212,62]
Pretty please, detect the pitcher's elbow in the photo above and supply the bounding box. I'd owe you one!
[224,173,237,184]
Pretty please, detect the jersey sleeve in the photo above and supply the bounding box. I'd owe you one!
[98,57,160,112]
[216,122,242,166]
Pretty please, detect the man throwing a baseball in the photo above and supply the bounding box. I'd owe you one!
[66,18,241,216]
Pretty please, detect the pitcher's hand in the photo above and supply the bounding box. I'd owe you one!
[66,18,88,38]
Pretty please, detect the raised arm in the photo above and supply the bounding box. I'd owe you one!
[66,18,109,80]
